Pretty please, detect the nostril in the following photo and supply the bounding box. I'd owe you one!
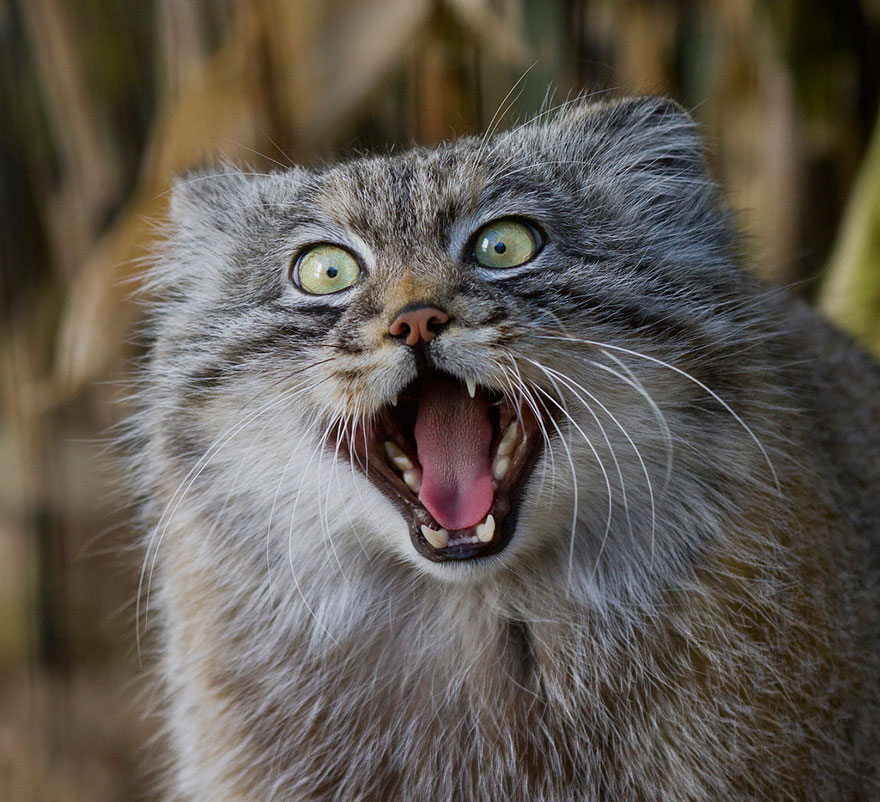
[425,313,446,335]
[388,318,411,339]
[389,305,449,346]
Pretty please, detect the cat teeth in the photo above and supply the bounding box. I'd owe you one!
[383,440,421,491]
[492,456,511,481]
[466,378,477,399]
[492,421,520,480]
[421,525,449,549]
[383,440,413,471]
[476,514,495,543]
[403,469,421,493]
[421,517,494,550]
[496,421,519,456]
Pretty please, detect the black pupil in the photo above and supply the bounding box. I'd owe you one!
[494,242,506,254]
[326,266,338,278]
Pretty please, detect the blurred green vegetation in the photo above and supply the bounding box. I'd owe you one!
[1,1,879,799]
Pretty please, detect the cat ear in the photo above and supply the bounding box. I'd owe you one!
[158,164,306,291]
[550,96,731,255]
[602,96,702,171]
[555,95,705,178]
[588,96,697,135]
[153,167,262,292]
[168,165,257,230]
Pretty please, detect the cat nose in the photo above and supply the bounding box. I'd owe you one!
[388,304,450,346]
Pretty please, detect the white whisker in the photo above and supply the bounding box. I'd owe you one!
[137,372,330,653]
[594,351,674,491]
[527,377,613,587]
[287,417,341,646]
[523,356,645,559]
[533,332,781,493]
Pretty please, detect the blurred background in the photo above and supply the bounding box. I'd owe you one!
[1,0,880,799]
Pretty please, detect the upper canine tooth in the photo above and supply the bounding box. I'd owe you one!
[466,378,477,399]
[476,513,495,542]
[384,440,413,471]
[492,456,511,481]
[403,469,421,493]
[497,421,519,456]
[421,525,449,549]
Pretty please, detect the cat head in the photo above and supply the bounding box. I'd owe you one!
[143,96,777,593]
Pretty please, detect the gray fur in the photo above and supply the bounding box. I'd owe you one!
[132,97,880,800]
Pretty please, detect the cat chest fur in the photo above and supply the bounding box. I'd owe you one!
[159,482,851,801]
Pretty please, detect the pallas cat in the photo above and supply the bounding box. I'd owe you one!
[134,97,880,800]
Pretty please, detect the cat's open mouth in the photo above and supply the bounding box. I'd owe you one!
[339,370,543,562]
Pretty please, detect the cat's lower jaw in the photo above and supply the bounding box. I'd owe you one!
[338,369,545,563]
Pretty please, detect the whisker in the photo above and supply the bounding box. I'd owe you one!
[532,331,781,493]
[286,416,341,646]
[266,411,321,592]
[137,372,330,653]
[151,168,276,202]
[333,404,372,559]
[527,377,613,588]
[222,138,295,172]
[315,423,348,586]
[496,356,557,496]
[593,352,674,492]
[476,61,538,164]
[522,356,644,558]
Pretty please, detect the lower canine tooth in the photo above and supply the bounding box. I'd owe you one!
[492,456,511,481]
[421,525,449,549]
[466,378,477,399]
[477,513,495,542]
[403,469,421,493]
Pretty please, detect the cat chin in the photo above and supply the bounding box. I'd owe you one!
[405,548,511,583]
[395,514,574,585]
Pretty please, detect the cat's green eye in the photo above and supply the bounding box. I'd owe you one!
[473,219,540,269]
[295,244,362,295]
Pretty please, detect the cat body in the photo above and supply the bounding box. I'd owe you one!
[135,98,880,800]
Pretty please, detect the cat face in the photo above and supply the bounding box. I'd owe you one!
[146,97,772,587]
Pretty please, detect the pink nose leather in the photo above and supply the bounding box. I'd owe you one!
[389,306,449,346]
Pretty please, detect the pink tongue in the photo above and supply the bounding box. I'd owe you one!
[414,377,494,531]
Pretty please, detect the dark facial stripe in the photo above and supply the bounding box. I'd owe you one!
[219,322,326,364]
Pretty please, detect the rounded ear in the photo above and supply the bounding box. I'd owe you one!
[151,166,261,293]
[546,96,731,258]
[553,95,705,177]
[599,96,703,171]
[595,96,696,133]
[168,165,257,230]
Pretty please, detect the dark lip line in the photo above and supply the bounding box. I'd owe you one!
[331,371,547,563]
